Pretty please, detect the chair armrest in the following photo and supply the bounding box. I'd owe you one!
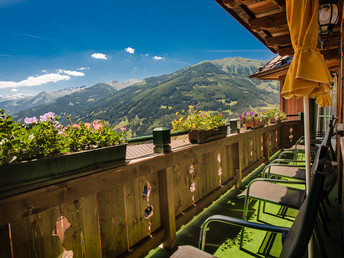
[263,163,306,177]
[241,178,305,200]
[270,159,307,165]
[247,178,306,189]
[278,150,316,159]
[199,215,290,250]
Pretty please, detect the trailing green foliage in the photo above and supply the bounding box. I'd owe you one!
[172,106,225,131]
[0,110,126,165]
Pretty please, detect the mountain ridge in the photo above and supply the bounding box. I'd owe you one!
[13,57,279,137]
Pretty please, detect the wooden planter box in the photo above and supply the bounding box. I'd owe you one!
[269,118,282,124]
[269,118,277,124]
[188,125,227,144]
[244,120,254,129]
[253,119,265,128]
[0,144,127,193]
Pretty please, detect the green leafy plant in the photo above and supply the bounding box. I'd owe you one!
[265,107,286,121]
[236,111,259,123]
[0,110,126,165]
[171,105,225,132]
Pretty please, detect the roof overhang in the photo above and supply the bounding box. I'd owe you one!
[214,0,341,68]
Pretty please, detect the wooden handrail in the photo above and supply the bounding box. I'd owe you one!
[0,120,303,257]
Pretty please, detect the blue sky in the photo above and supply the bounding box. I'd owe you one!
[0,0,276,96]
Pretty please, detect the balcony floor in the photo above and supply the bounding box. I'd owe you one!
[147,164,343,258]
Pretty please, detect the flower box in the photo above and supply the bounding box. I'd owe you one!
[244,120,254,129]
[253,119,265,128]
[188,125,227,144]
[0,144,127,193]
[269,118,277,124]
[269,118,282,124]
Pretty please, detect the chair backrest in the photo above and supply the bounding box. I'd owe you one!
[321,121,334,147]
[322,158,337,199]
[310,145,328,175]
[279,170,326,258]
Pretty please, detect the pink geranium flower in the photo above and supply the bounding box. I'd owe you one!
[120,126,126,132]
[94,124,102,131]
[72,124,80,129]
[93,120,100,127]
[84,123,92,129]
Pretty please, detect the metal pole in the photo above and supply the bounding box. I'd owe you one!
[304,96,314,258]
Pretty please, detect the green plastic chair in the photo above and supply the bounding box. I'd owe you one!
[197,171,326,257]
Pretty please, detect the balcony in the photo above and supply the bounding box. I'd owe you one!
[0,120,315,257]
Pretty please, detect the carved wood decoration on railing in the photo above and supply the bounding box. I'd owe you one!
[217,153,223,187]
[0,121,302,257]
[52,216,72,256]
[289,127,294,142]
[189,164,196,206]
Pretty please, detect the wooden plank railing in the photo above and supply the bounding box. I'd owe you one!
[0,120,303,258]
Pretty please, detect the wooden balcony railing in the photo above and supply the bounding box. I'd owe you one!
[0,120,303,257]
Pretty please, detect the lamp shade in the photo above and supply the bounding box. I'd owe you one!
[319,3,339,32]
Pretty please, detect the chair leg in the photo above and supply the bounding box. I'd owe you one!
[240,196,250,249]
[257,200,261,221]
[325,196,331,206]
[281,206,288,217]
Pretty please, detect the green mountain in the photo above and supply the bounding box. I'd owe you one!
[13,57,279,137]
[0,86,86,115]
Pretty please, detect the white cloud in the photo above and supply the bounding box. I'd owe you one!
[153,56,164,60]
[11,88,18,92]
[125,47,135,54]
[58,69,85,77]
[41,69,47,73]
[91,53,108,60]
[78,67,90,71]
[0,73,71,89]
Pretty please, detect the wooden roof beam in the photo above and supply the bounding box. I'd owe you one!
[277,48,339,61]
[272,0,286,10]
[266,30,339,50]
[248,12,286,30]
[222,0,263,8]
[265,33,291,47]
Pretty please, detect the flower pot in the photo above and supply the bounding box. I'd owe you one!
[244,120,254,129]
[253,119,265,129]
[0,144,127,193]
[269,118,277,124]
[188,125,227,144]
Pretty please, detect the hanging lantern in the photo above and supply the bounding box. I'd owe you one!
[318,1,339,49]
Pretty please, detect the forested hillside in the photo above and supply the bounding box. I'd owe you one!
[14,57,279,137]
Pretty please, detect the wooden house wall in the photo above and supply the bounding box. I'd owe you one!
[279,78,314,130]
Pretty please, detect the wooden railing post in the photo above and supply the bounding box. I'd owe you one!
[233,140,243,188]
[280,123,285,150]
[158,167,176,250]
[263,130,270,164]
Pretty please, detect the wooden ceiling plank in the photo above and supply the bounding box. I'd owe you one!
[277,47,340,61]
[265,34,291,46]
[271,0,286,10]
[249,12,286,30]
[254,8,283,18]
[223,0,263,9]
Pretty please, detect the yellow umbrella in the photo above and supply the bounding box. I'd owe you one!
[282,0,333,107]
[282,0,333,193]
[281,1,333,256]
